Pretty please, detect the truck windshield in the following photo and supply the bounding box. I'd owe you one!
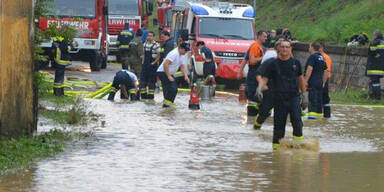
[109,0,139,16]
[198,17,254,40]
[45,0,95,18]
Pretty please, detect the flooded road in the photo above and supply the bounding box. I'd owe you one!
[1,92,384,191]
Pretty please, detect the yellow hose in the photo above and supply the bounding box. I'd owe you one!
[85,83,112,98]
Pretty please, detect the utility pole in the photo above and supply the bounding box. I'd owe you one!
[253,0,256,17]
[0,0,37,139]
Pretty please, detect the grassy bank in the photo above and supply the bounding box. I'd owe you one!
[0,72,100,173]
[0,129,92,173]
[252,0,384,44]
[330,89,384,105]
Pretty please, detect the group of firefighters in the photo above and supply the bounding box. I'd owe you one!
[107,23,216,107]
[50,26,383,149]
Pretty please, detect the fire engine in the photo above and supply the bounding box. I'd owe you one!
[107,0,154,55]
[39,0,109,71]
[170,0,256,81]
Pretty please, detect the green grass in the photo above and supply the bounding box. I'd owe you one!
[252,0,384,44]
[0,129,73,172]
[330,89,384,105]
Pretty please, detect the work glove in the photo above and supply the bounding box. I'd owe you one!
[255,86,263,102]
[300,92,309,110]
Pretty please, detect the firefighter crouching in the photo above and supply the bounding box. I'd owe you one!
[366,29,384,100]
[117,23,134,70]
[140,31,161,100]
[108,68,139,101]
[52,36,72,96]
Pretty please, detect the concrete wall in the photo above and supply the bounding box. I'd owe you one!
[292,42,374,91]
[0,0,36,139]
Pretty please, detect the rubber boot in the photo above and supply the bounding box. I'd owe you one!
[323,105,331,118]
[54,87,65,97]
[53,88,60,96]
[247,106,258,116]
[108,92,116,101]
[253,115,262,130]
[130,93,139,101]
[140,92,148,99]
[147,94,154,100]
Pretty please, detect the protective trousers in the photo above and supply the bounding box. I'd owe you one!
[273,95,303,144]
[254,89,273,129]
[140,49,157,99]
[322,81,331,118]
[52,62,66,96]
[158,72,178,106]
[369,75,382,100]
[203,61,216,79]
[119,49,130,69]
[308,86,323,119]
[246,66,259,116]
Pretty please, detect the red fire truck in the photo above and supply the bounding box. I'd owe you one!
[170,0,256,81]
[107,0,153,55]
[39,0,109,71]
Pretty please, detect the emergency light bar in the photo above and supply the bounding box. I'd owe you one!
[242,7,255,18]
[191,5,208,15]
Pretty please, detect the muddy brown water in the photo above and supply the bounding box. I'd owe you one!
[1,93,384,192]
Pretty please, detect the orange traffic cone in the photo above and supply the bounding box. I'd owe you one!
[189,83,200,110]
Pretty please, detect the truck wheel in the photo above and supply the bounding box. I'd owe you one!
[90,51,102,71]
[101,56,107,69]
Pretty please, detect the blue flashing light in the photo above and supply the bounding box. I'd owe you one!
[242,8,255,18]
[191,5,208,15]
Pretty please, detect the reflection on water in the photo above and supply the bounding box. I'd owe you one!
[0,93,384,191]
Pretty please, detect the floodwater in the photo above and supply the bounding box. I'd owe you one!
[1,92,384,192]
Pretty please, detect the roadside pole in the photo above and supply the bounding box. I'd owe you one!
[0,0,37,139]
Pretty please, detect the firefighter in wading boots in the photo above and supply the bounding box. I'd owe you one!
[140,31,161,100]
[366,29,384,100]
[304,42,328,119]
[320,42,332,118]
[52,36,72,96]
[256,40,307,150]
[108,67,139,101]
[246,30,267,116]
[117,23,134,69]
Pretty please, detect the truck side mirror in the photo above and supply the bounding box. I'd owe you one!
[153,18,158,26]
[103,5,108,15]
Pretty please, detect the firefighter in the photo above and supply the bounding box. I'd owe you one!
[254,37,284,129]
[160,30,175,63]
[246,30,267,116]
[366,29,384,100]
[304,42,328,119]
[157,43,190,107]
[196,41,215,79]
[257,39,308,149]
[117,23,134,70]
[140,31,161,99]
[320,42,332,118]
[128,29,144,76]
[52,36,72,96]
[108,68,139,101]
